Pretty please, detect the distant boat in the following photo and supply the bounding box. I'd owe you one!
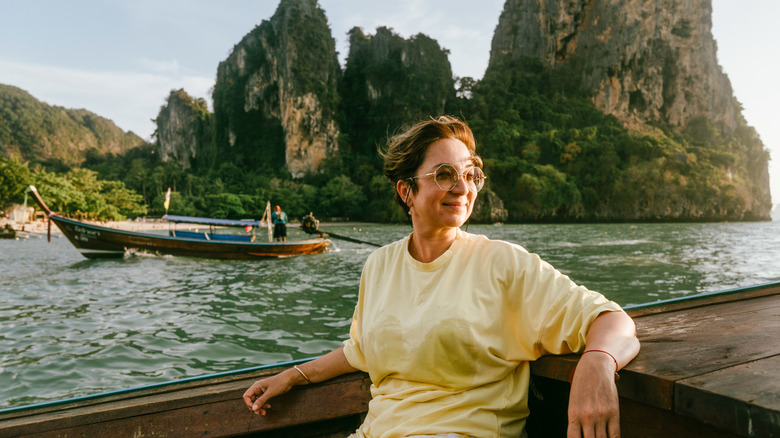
[26,186,330,260]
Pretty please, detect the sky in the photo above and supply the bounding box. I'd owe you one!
[1,0,778,204]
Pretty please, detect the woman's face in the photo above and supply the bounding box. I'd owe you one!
[405,138,477,232]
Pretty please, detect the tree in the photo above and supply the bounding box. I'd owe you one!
[0,155,32,207]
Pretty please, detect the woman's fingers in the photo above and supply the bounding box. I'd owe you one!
[243,381,270,413]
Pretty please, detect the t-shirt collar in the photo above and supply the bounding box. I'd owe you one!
[404,228,465,271]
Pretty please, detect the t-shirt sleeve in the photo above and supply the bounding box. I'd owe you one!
[503,244,624,357]
[342,261,370,372]
[342,311,368,371]
[536,287,623,355]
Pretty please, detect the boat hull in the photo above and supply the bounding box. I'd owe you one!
[50,215,330,259]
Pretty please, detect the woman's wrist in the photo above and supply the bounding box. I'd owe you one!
[582,349,619,373]
[282,365,309,386]
[571,349,620,383]
[292,365,312,384]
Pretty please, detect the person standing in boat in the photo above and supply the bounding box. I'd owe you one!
[271,205,287,242]
[243,116,640,437]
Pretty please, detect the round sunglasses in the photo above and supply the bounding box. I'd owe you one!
[408,163,486,192]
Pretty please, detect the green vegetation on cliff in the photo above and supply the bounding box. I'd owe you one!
[467,58,769,221]
[0,83,145,171]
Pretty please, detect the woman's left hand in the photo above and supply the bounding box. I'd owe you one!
[567,351,621,438]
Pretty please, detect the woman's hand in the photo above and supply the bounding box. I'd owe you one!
[567,351,621,437]
[566,311,639,437]
[242,369,300,416]
[241,347,359,416]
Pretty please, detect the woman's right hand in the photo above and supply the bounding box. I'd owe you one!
[242,370,299,416]
[242,347,358,416]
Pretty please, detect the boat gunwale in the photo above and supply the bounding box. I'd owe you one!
[0,358,319,417]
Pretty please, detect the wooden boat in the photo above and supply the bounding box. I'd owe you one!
[26,185,330,260]
[2,281,778,437]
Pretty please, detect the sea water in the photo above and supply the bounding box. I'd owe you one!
[2,221,780,409]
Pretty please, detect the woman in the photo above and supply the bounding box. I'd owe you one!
[243,116,640,438]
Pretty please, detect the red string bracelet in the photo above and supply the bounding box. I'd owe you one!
[583,349,619,372]
[570,349,620,382]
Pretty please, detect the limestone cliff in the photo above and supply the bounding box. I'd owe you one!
[340,26,457,158]
[154,89,213,169]
[490,0,740,131]
[213,0,340,177]
[487,0,771,219]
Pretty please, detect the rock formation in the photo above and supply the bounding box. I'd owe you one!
[340,26,457,157]
[213,0,340,177]
[490,0,739,132]
[487,0,771,220]
[154,89,213,169]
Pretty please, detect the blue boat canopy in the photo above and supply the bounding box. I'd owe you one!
[163,215,265,227]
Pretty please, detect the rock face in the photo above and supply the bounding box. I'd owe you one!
[341,26,457,157]
[213,0,340,177]
[489,0,738,132]
[488,0,771,219]
[155,89,212,169]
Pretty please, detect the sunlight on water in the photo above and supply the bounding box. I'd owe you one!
[2,221,780,409]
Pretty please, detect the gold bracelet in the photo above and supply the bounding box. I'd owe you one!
[293,365,311,383]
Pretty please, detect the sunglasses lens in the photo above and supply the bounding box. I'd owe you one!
[433,165,485,192]
[434,165,460,191]
[470,168,485,192]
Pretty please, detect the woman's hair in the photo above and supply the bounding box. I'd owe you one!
[380,115,483,216]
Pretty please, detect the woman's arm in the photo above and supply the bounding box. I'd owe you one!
[242,346,359,415]
[567,310,640,438]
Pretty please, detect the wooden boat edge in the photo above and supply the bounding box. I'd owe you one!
[0,361,371,437]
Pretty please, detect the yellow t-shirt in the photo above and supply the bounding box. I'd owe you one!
[342,230,624,438]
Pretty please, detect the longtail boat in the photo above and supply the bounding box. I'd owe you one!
[1,282,778,437]
[26,185,330,260]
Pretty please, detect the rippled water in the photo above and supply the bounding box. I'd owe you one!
[2,221,780,409]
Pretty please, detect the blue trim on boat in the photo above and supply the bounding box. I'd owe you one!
[622,280,780,311]
[170,230,253,241]
[163,214,265,227]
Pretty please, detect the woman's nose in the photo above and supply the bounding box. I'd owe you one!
[450,174,470,194]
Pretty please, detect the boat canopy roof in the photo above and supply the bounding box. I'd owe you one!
[163,215,265,227]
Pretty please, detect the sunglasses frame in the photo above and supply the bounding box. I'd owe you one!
[409,163,486,193]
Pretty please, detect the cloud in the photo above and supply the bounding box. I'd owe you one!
[139,58,182,73]
[0,60,213,140]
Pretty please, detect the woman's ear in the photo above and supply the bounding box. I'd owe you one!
[396,180,411,206]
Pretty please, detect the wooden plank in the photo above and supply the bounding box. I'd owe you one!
[619,293,780,410]
[675,354,780,437]
[533,292,780,411]
[630,294,780,379]
[0,370,371,438]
